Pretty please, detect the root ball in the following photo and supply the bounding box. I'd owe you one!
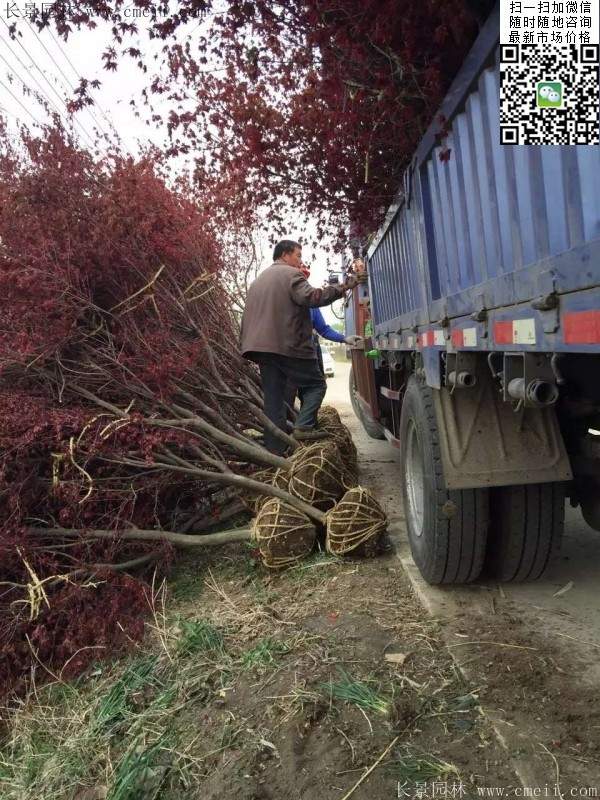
[326,487,387,556]
[252,498,317,569]
[288,441,350,511]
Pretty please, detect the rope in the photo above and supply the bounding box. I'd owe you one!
[326,487,387,555]
[288,441,352,510]
[243,467,288,513]
[252,498,316,569]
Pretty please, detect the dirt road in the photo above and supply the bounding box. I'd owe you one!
[325,359,600,793]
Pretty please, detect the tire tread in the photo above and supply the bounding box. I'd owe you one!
[487,482,564,582]
[400,377,488,585]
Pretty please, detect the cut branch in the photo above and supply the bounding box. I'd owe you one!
[28,526,252,548]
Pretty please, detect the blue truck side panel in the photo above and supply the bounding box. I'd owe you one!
[365,4,600,354]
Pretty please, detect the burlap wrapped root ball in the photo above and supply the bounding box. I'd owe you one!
[288,441,352,511]
[316,407,356,456]
[317,423,358,483]
[252,498,317,569]
[243,467,289,513]
[318,405,342,428]
[272,468,290,491]
[326,487,387,557]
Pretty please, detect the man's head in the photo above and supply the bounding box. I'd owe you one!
[273,239,302,269]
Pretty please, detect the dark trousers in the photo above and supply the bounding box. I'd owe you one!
[256,353,327,455]
[285,340,325,410]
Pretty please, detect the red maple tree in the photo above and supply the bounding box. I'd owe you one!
[32,0,493,243]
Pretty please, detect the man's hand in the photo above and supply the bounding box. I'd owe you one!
[341,273,367,291]
[344,335,363,347]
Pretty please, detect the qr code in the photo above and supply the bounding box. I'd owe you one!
[500,43,599,145]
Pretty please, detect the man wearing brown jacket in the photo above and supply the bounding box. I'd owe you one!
[241,239,364,455]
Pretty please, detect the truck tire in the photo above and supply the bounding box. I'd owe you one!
[349,365,385,440]
[399,376,489,584]
[486,483,565,581]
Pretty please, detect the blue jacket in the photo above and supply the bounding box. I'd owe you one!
[310,307,345,344]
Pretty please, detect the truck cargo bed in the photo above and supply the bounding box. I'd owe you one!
[365,5,600,356]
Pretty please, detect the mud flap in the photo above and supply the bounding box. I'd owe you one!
[433,367,572,490]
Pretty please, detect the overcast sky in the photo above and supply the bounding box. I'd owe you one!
[0,2,344,324]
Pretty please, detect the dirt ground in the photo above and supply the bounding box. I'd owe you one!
[327,359,600,795]
[160,543,519,800]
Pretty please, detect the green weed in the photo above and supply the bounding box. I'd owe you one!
[175,619,225,657]
[320,669,390,715]
[95,655,161,729]
[389,749,460,783]
[170,571,205,602]
[287,551,343,580]
[108,734,170,800]
[0,681,99,798]
[241,638,290,670]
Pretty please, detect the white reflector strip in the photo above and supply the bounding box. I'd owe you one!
[513,318,536,345]
[463,328,477,347]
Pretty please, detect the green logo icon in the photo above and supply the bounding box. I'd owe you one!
[537,81,563,108]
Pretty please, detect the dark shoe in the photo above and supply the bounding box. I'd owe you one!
[292,427,328,441]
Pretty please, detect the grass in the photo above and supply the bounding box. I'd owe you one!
[389,747,460,783]
[0,672,102,799]
[218,717,243,750]
[174,619,225,657]
[108,733,171,800]
[169,570,205,602]
[241,637,290,670]
[0,643,204,800]
[95,655,161,729]
[286,551,344,581]
[271,685,325,723]
[247,575,273,605]
[320,669,391,716]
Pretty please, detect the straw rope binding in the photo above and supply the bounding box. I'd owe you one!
[288,441,352,511]
[326,487,387,556]
[243,466,289,513]
[252,497,317,569]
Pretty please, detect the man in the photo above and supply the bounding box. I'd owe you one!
[311,305,361,370]
[301,263,362,375]
[240,239,365,454]
[285,304,362,413]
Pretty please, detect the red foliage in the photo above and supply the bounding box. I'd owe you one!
[0,124,222,367]
[41,0,494,243]
[2,574,150,694]
[0,122,244,694]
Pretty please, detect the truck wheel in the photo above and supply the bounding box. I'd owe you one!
[486,483,565,581]
[349,365,385,440]
[399,376,489,584]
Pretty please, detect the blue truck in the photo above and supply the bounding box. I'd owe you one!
[346,4,600,585]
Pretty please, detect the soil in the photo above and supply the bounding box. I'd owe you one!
[437,602,600,790]
[329,361,600,794]
[164,544,519,800]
